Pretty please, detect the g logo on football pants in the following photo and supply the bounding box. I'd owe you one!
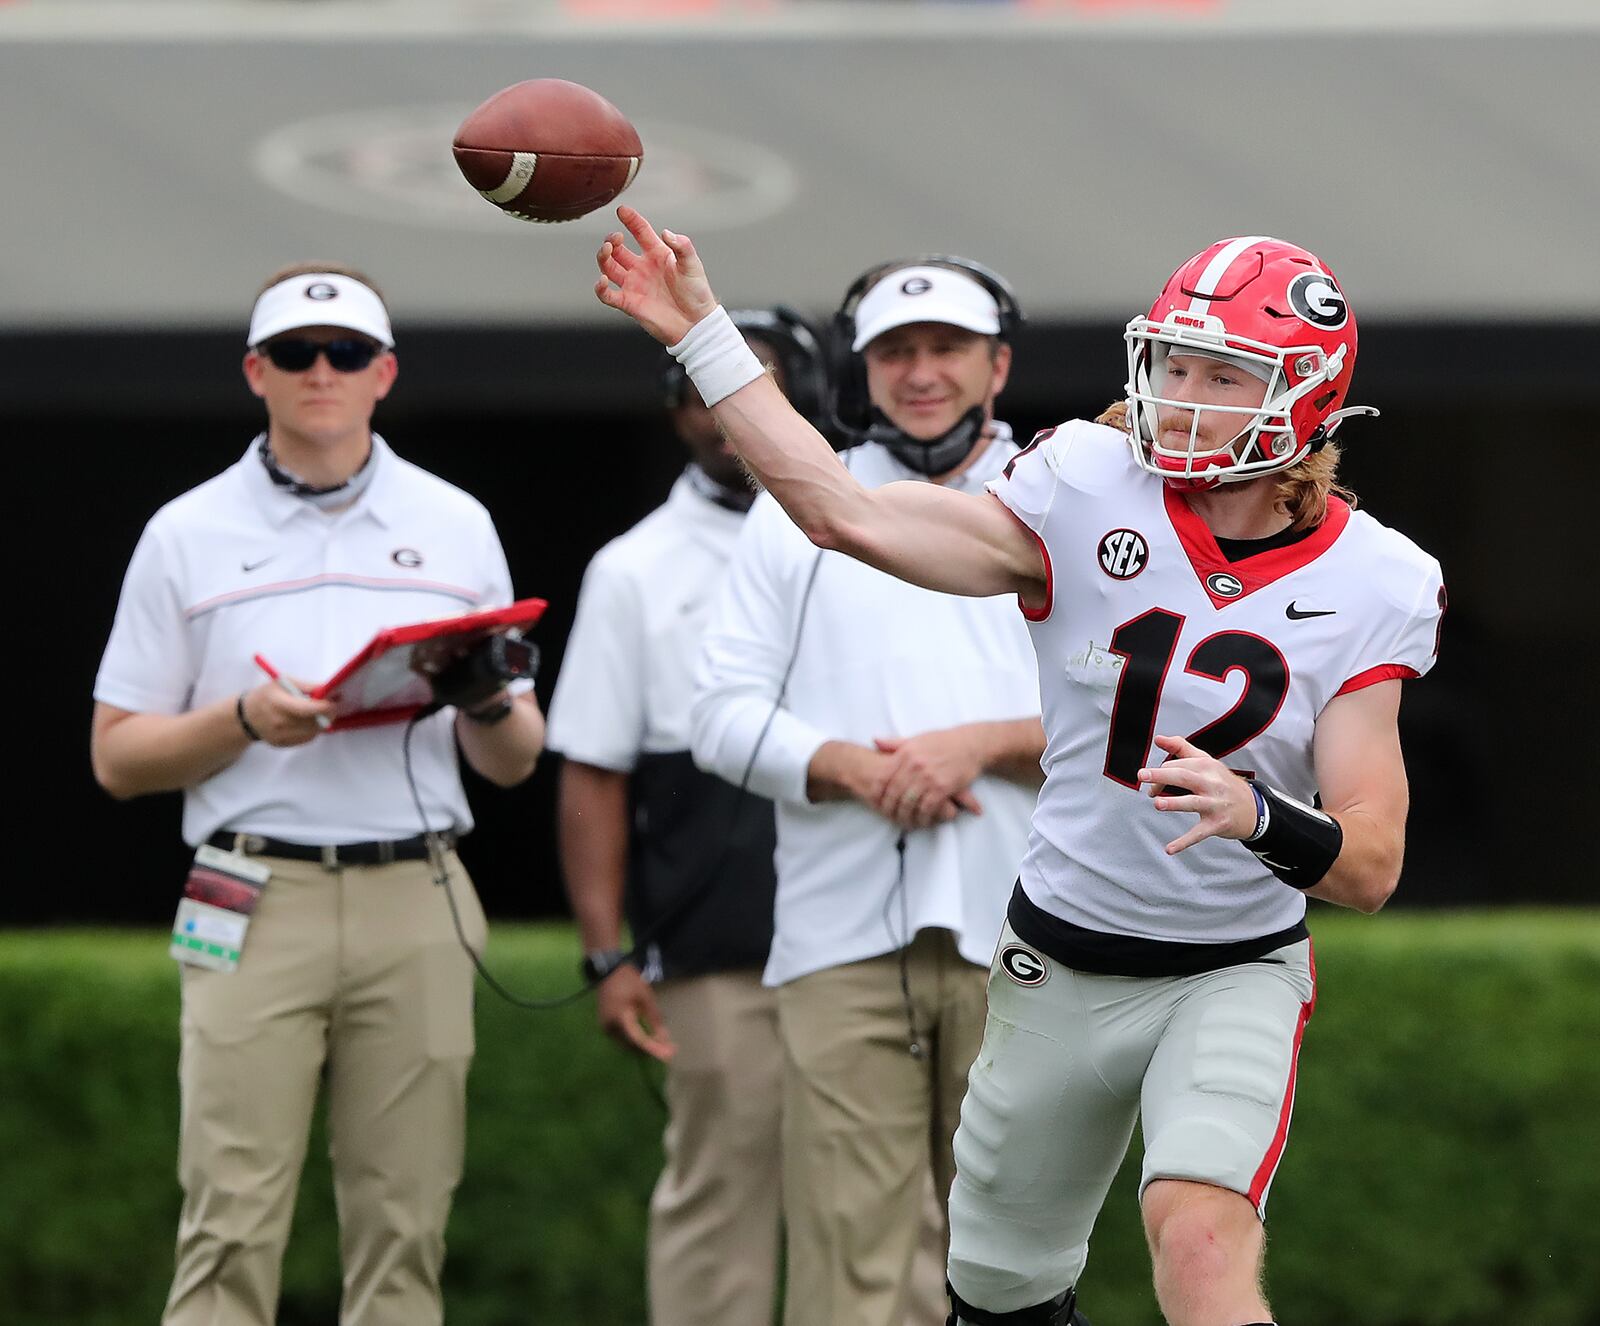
[998,944,1049,987]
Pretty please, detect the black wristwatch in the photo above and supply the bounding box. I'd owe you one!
[580,948,630,984]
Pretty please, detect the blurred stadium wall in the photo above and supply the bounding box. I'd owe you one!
[2,0,1595,923]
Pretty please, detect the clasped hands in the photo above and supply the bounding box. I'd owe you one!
[834,728,987,831]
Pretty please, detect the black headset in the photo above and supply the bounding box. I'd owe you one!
[660,305,830,430]
[829,255,1025,439]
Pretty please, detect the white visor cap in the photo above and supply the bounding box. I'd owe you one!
[247,273,395,348]
[852,265,1001,352]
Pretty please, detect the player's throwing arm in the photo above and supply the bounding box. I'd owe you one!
[595,208,1045,604]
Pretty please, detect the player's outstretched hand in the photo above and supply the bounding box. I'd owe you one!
[596,962,676,1062]
[593,205,719,346]
[1139,733,1258,854]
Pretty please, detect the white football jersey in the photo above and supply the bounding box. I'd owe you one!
[988,421,1445,953]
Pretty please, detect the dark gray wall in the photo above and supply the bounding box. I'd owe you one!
[11,318,1595,925]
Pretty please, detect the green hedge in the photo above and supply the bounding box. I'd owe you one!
[3,912,1598,1325]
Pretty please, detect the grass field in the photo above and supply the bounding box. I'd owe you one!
[3,908,1597,1325]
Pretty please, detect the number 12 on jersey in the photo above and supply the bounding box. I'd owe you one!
[1104,608,1289,787]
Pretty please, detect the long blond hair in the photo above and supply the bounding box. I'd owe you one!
[1095,400,1356,530]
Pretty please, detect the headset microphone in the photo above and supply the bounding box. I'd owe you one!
[860,406,988,479]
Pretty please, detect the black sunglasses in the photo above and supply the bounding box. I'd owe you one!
[260,337,382,373]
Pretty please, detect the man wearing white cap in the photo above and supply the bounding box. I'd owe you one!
[688,257,1046,1326]
[91,263,545,1325]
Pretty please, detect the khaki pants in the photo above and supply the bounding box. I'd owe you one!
[648,970,784,1326]
[777,928,989,1326]
[163,851,484,1326]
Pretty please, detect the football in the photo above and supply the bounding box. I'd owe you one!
[452,79,643,224]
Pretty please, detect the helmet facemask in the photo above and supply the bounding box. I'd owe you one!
[1124,316,1346,490]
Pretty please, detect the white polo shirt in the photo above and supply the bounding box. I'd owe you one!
[545,470,748,768]
[94,435,520,846]
[691,435,1042,987]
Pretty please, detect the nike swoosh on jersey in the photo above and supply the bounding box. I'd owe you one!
[242,556,277,573]
[1285,602,1336,619]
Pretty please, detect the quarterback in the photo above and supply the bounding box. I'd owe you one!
[594,211,1445,1326]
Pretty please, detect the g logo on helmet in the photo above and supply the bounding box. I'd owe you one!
[1286,271,1347,330]
[999,944,1049,987]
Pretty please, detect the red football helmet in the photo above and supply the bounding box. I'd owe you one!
[1124,236,1376,489]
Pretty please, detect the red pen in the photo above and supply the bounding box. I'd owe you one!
[253,653,333,730]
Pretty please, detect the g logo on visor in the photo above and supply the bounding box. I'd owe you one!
[999,944,1049,987]
[1286,271,1347,330]
[305,282,339,301]
[900,276,933,296]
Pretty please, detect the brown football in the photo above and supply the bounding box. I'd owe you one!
[452,80,643,224]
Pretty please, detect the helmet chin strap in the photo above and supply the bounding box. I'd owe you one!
[1314,404,1380,448]
[862,405,986,477]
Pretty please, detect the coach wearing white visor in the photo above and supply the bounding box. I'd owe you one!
[690,256,1046,1326]
[92,264,544,1326]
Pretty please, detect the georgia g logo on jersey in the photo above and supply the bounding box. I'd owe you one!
[1286,271,1348,330]
[1205,571,1245,599]
[998,944,1050,987]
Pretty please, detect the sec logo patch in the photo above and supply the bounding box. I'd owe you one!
[1098,528,1148,580]
[998,944,1049,987]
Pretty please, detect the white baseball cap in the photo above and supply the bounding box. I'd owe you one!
[246,272,395,348]
[852,264,1001,352]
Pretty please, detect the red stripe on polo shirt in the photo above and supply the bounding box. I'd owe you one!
[185,572,479,619]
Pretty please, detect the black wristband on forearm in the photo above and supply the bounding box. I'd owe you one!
[236,693,263,743]
[1243,780,1343,889]
[461,695,515,726]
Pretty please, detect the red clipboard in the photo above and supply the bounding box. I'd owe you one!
[308,597,548,731]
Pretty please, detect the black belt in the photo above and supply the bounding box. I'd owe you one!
[206,830,455,868]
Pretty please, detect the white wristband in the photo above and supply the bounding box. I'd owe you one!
[668,305,765,408]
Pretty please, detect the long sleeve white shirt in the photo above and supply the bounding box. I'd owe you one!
[691,434,1042,986]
